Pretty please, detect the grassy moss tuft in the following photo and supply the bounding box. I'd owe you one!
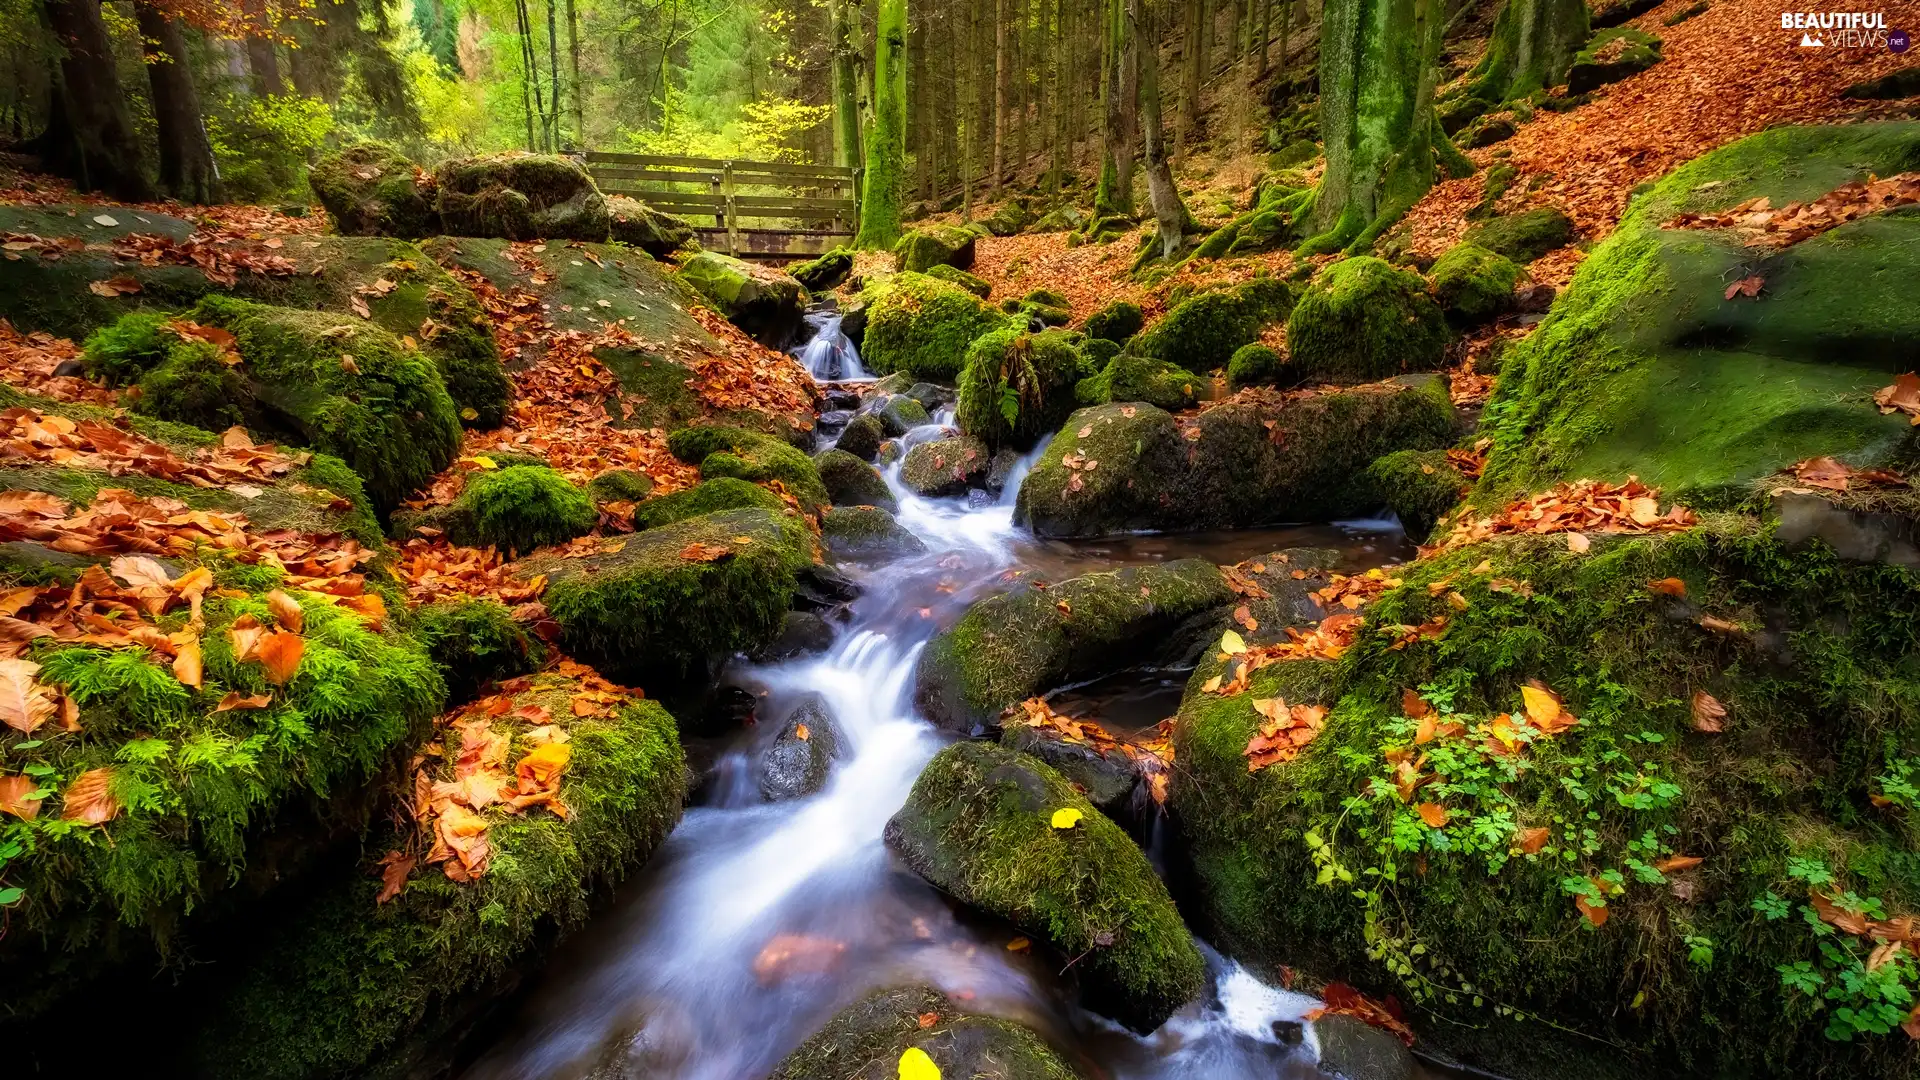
[453,465,597,552]
[1429,243,1520,326]
[408,599,546,702]
[666,424,830,512]
[862,271,1013,381]
[1286,257,1450,380]
[956,327,1085,451]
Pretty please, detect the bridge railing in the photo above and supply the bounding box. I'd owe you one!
[584,152,859,259]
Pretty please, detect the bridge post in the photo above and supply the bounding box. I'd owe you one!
[722,161,741,256]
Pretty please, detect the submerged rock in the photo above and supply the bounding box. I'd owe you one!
[885,743,1204,1032]
[1313,1015,1415,1080]
[834,413,886,460]
[769,986,1084,1080]
[760,695,842,800]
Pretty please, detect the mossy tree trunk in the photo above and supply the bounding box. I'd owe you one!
[35,0,154,201]
[1135,0,1190,259]
[830,0,863,171]
[133,1,221,205]
[1094,0,1136,216]
[1467,0,1590,102]
[856,0,908,249]
[1296,0,1447,255]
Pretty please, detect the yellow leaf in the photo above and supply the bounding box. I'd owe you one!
[1219,629,1247,655]
[898,1047,941,1080]
[460,407,479,421]
[1521,685,1560,727]
[172,635,203,689]
[1005,936,1031,952]
[1050,807,1084,829]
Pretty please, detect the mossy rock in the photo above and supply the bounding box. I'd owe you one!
[1082,299,1144,343]
[1079,337,1123,370]
[191,672,684,1080]
[606,195,694,258]
[1017,377,1457,537]
[1131,277,1295,373]
[1466,206,1576,264]
[632,476,785,530]
[307,142,439,239]
[1429,242,1521,326]
[863,271,1013,381]
[893,224,979,273]
[1568,27,1663,95]
[788,248,854,292]
[900,435,991,497]
[1171,520,1920,1080]
[586,468,654,504]
[814,447,897,510]
[1286,257,1450,381]
[100,297,464,514]
[667,424,830,513]
[408,599,546,702]
[876,394,931,435]
[821,505,927,561]
[1074,353,1201,411]
[1227,343,1285,388]
[885,743,1204,1032]
[675,250,805,348]
[1438,94,1495,136]
[1029,206,1086,232]
[915,559,1233,733]
[834,413,886,460]
[432,152,612,242]
[1480,123,1920,506]
[1000,724,1140,818]
[979,200,1033,237]
[924,262,991,297]
[1842,64,1920,101]
[1359,448,1467,541]
[1227,210,1290,254]
[453,464,597,551]
[956,327,1085,452]
[528,507,814,682]
[1462,115,1518,149]
[769,986,1084,1080]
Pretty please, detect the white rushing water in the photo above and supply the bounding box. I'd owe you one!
[793,309,870,381]
[457,412,1337,1080]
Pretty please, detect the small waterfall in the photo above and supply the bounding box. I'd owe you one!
[794,310,869,381]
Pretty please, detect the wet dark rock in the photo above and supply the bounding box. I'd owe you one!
[1272,1019,1305,1046]
[905,381,955,409]
[984,447,1023,494]
[752,611,836,662]
[821,506,928,561]
[760,695,842,801]
[901,435,992,498]
[1312,1015,1415,1080]
[875,394,931,436]
[817,409,854,430]
[794,562,862,610]
[814,448,897,510]
[999,723,1139,817]
[834,413,886,460]
[824,388,863,411]
[1769,491,1920,570]
[769,986,1084,1080]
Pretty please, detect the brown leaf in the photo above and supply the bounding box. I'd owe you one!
[60,767,118,824]
[1724,275,1764,300]
[214,691,272,712]
[1652,855,1704,874]
[375,849,415,904]
[0,773,42,820]
[1401,688,1432,719]
[1514,826,1551,855]
[172,634,203,689]
[1575,893,1610,928]
[1690,690,1727,733]
[1565,532,1591,553]
[917,1012,938,1030]
[266,589,304,633]
[1415,802,1449,828]
[0,657,55,734]
[228,613,266,662]
[257,630,304,685]
[1647,577,1687,597]
[110,555,173,590]
[678,541,732,562]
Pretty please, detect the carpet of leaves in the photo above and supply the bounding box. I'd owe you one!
[1430,477,1698,554]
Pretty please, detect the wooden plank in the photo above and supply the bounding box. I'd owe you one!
[589,164,850,188]
[582,151,853,179]
[690,227,852,259]
[593,189,857,218]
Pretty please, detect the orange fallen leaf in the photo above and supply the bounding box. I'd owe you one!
[1647,578,1686,597]
[1566,532,1591,553]
[1401,689,1430,719]
[214,691,272,712]
[1415,802,1449,828]
[1006,936,1031,952]
[375,849,415,904]
[1652,855,1703,874]
[0,657,55,734]
[1514,826,1551,855]
[1690,691,1726,733]
[917,1012,939,1029]
[515,741,571,789]
[257,630,304,685]
[60,767,119,824]
[172,634,203,689]
[266,589,304,633]
[795,722,810,741]
[679,541,732,562]
[0,773,42,820]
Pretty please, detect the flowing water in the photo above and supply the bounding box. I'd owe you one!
[793,310,871,382]
[457,411,1417,1080]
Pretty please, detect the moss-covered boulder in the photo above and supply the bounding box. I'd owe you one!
[1171,519,1920,1079]
[821,505,928,561]
[915,559,1232,733]
[875,393,931,435]
[1131,277,1295,372]
[1074,353,1201,411]
[451,464,599,551]
[1568,27,1663,94]
[1018,377,1457,537]
[1359,448,1467,540]
[192,672,684,1080]
[980,200,1033,237]
[408,599,546,702]
[769,987,1084,1080]
[1227,343,1285,388]
[834,412,886,460]
[307,142,439,239]
[885,743,1204,1032]
[925,262,991,297]
[1286,257,1450,381]
[632,476,785,530]
[529,506,814,682]
[1481,123,1920,506]
[606,195,694,257]
[433,152,611,242]
[667,424,830,513]
[900,435,992,497]
[863,271,1012,381]
[89,297,463,513]
[999,724,1141,818]
[1842,64,1920,101]
[893,224,979,273]
[814,447,897,509]
[1082,299,1144,343]
[676,250,806,348]
[587,468,654,504]
[1429,242,1521,326]
[956,327,1084,452]
[788,248,854,292]
[1465,206,1576,264]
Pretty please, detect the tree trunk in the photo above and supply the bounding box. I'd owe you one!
[1302,0,1446,254]
[990,0,1007,194]
[241,0,284,96]
[1467,0,1589,102]
[37,0,153,200]
[1049,0,1066,197]
[831,0,863,170]
[567,0,584,145]
[1258,0,1271,74]
[911,7,931,202]
[938,3,959,196]
[134,1,220,204]
[1093,0,1133,216]
[856,0,908,248]
[1134,0,1186,258]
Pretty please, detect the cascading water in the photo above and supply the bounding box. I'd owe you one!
[793,309,870,381]
[456,412,1407,1080]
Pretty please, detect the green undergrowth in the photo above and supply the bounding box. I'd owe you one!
[666,424,829,513]
[406,600,546,703]
[455,465,597,551]
[1172,519,1920,1078]
[191,672,684,1080]
[861,271,1013,381]
[955,327,1085,452]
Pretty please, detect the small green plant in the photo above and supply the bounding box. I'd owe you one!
[208,93,337,202]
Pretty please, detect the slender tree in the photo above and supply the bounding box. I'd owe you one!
[855,0,907,247]
[567,0,584,145]
[1048,0,1066,198]
[35,0,153,200]
[134,0,220,203]
[990,0,1007,193]
[241,0,283,95]
[1135,0,1188,257]
[831,0,863,169]
[1092,0,1133,215]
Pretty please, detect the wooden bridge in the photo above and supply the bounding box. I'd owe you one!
[584,152,859,259]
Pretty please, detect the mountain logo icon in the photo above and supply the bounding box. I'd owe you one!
[1799,31,1824,46]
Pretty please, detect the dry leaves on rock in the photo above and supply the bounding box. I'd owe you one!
[1243,697,1329,773]
[0,407,311,492]
[1305,982,1415,1046]
[1781,456,1907,493]
[1874,374,1920,425]
[0,321,117,406]
[1432,477,1696,554]
[1665,173,1920,248]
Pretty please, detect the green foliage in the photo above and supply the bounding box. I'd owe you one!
[666,424,829,512]
[207,94,338,204]
[862,272,1012,382]
[408,600,546,703]
[453,465,597,552]
[956,328,1084,451]
[80,311,174,385]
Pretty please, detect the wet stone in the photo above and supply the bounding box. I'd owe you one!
[760,695,842,801]
[1312,1015,1415,1080]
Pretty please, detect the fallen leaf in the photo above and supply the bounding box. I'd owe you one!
[515,741,570,789]
[1521,684,1562,728]
[1514,826,1551,855]
[1402,689,1431,719]
[917,1011,939,1029]
[1416,802,1449,828]
[1050,807,1084,829]
[1006,936,1031,952]
[679,541,732,562]
[110,555,172,590]
[1647,577,1687,597]
[375,849,415,904]
[60,767,118,824]
[228,614,266,662]
[1219,629,1247,655]
[795,722,810,741]
[257,630,304,685]
[1690,690,1726,733]
[266,589,304,633]
[172,634,202,689]
[0,658,55,734]
[1724,275,1764,300]
[898,1047,941,1080]
[0,773,42,820]
[214,691,272,712]
[1566,532,1591,553]
[1652,855,1703,874]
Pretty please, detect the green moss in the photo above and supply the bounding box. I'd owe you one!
[821,505,926,560]
[956,327,1085,451]
[1429,242,1521,326]
[133,340,248,430]
[451,465,597,552]
[1465,0,1589,103]
[900,435,991,497]
[1568,27,1663,94]
[814,447,897,509]
[1287,256,1450,381]
[1360,448,1466,540]
[532,507,813,682]
[1228,343,1286,388]
[893,224,979,273]
[433,152,611,242]
[862,271,1014,381]
[607,195,695,257]
[1471,162,1519,221]
[915,559,1232,732]
[307,142,439,239]
[1132,277,1295,372]
[666,424,830,512]
[675,251,805,344]
[924,262,991,297]
[191,673,684,1080]
[79,310,174,384]
[1082,299,1144,343]
[633,476,785,529]
[585,468,654,504]
[770,987,1083,1080]
[1465,206,1575,263]
[787,248,854,292]
[886,742,1205,1031]
[1074,353,1202,411]
[408,599,546,702]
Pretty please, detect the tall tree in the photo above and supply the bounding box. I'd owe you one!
[1048,0,1066,198]
[1092,0,1133,216]
[830,0,863,169]
[241,0,283,95]
[1466,0,1589,102]
[855,0,907,247]
[567,0,584,145]
[990,0,1007,192]
[1134,0,1188,257]
[35,0,153,200]
[134,1,220,203]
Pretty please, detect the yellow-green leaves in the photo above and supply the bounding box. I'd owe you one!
[1050,807,1084,829]
[898,1046,940,1080]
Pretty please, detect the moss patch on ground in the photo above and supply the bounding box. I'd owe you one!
[666,424,830,513]
[407,599,546,703]
[632,476,786,529]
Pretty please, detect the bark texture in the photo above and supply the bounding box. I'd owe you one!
[135,1,221,204]
[37,0,154,200]
[856,0,909,248]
